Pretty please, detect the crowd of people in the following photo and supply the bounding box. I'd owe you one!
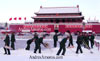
[3,31,95,55]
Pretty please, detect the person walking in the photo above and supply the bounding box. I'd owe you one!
[84,33,90,48]
[53,32,58,47]
[76,32,83,54]
[67,31,74,48]
[4,33,11,55]
[89,33,95,48]
[11,32,16,50]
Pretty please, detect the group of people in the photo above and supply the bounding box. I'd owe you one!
[53,31,74,48]
[3,32,16,55]
[3,31,95,56]
[56,31,95,55]
[25,33,48,53]
[76,32,95,54]
[25,31,95,56]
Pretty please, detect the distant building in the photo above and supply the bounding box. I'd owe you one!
[8,5,100,34]
[32,5,84,23]
[87,20,99,23]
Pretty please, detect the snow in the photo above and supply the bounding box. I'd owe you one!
[37,7,80,14]
[0,36,100,61]
[0,47,100,61]
[95,39,100,43]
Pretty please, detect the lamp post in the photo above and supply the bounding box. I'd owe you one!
[82,22,85,31]
[5,22,8,30]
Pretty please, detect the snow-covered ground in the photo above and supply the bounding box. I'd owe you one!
[0,36,100,61]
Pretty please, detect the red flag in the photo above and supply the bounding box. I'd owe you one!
[19,17,21,20]
[9,18,12,21]
[24,17,26,20]
[14,17,17,20]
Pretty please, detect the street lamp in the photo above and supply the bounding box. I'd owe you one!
[82,22,85,31]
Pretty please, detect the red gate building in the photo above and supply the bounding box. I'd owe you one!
[9,5,100,34]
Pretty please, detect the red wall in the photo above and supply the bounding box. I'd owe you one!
[9,24,100,33]
[92,25,100,33]
[9,25,54,33]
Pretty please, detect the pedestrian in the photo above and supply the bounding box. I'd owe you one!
[84,33,89,48]
[67,31,74,48]
[11,32,16,50]
[25,38,34,50]
[56,36,69,56]
[76,32,83,54]
[25,32,38,50]
[33,32,38,42]
[3,33,11,55]
[82,32,86,47]
[53,32,58,47]
[34,35,45,53]
[89,33,95,48]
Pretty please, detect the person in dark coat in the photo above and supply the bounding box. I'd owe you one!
[4,33,11,55]
[76,32,83,54]
[56,36,69,55]
[25,38,34,50]
[11,33,16,50]
[33,32,38,43]
[89,33,95,48]
[34,35,45,53]
[84,33,89,48]
[82,32,86,47]
[25,33,38,50]
[67,31,74,48]
[53,32,58,47]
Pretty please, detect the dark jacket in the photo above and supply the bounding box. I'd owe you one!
[4,35,10,46]
[27,38,34,44]
[60,38,67,47]
[34,35,38,41]
[82,35,85,41]
[27,34,38,44]
[69,34,73,41]
[84,35,89,42]
[89,35,95,41]
[53,34,58,41]
[35,37,43,47]
[76,35,83,44]
[11,34,16,42]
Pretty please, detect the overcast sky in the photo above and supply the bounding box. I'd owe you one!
[0,0,100,23]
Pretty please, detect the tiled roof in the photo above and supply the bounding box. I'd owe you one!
[35,6,80,14]
[33,16,84,19]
